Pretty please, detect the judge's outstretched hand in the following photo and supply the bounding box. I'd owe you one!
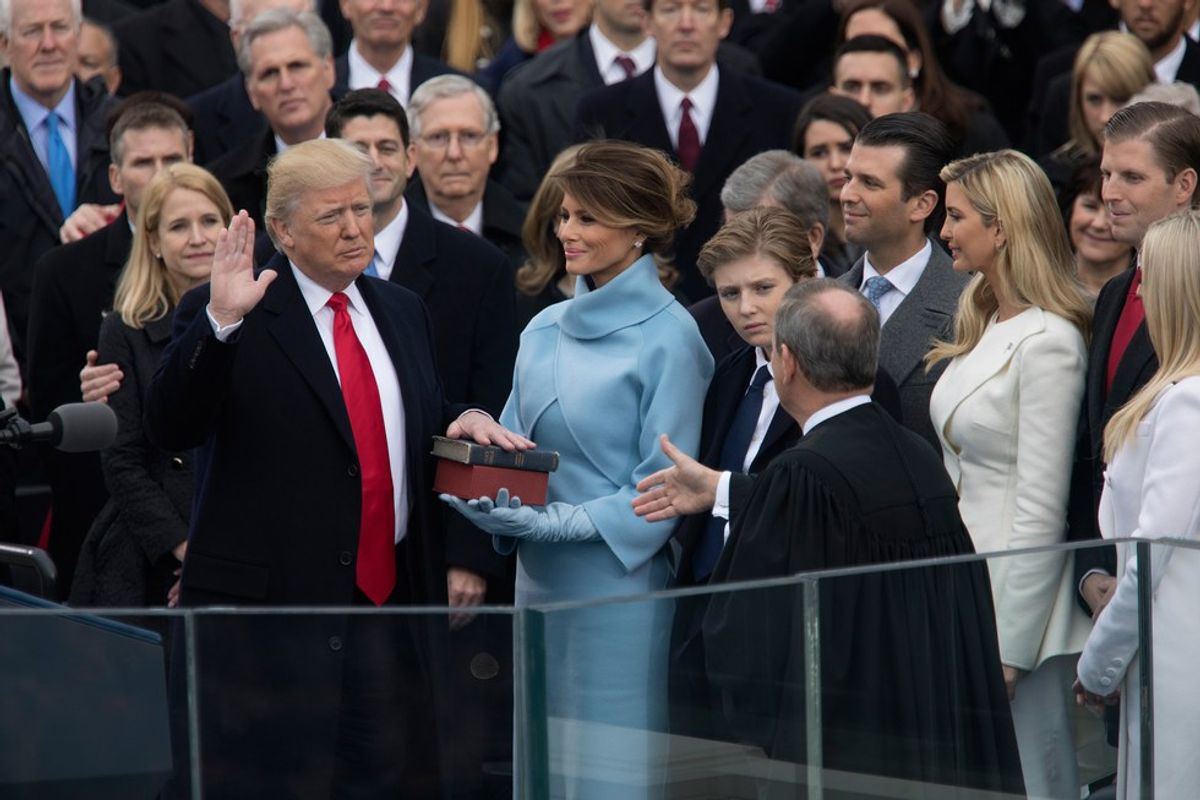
[208,211,276,327]
[632,434,720,522]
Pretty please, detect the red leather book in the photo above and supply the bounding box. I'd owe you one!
[433,461,551,505]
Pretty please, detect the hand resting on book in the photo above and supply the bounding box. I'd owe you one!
[440,488,600,545]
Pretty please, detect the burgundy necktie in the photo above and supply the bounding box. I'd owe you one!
[762,0,780,12]
[457,223,474,235]
[615,55,636,81]
[377,76,393,94]
[677,97,701,173]
[327,292,396,606]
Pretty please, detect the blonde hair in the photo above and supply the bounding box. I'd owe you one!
[698,207,816,285]
[926,150,1091,367]
[264,138,372,249]
[115,165,233,329]
[444,0,497,72]
[512,0,541,52]
[1065,32,1155,155]
[1104,210,1200,460]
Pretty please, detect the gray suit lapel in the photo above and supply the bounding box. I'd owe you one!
[878,243,967,386]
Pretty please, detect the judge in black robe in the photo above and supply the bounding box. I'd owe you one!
[703,401,1025,795]
[635,279,1023,796]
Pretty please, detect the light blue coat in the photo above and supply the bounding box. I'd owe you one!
[500,255,713,796]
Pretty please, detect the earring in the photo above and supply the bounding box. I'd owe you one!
[633,240,643,248]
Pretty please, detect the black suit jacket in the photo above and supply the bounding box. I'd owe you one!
[1067,266,1156,605]
[25,217,132,595]
[497,27,763,202]
[146,257,464,795]
[0,73,117,364]
[574,68,803,301]
[389,204,518,580]
[187,76,259,166]
[112,0,238,98]
[208,127,276,229]
[404,177,527,268]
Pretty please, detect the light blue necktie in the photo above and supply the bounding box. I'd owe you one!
[363,253,380,278]
[45,112,76,216]
[863,275,894,311]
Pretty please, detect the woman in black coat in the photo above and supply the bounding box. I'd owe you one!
[70,164,233,607]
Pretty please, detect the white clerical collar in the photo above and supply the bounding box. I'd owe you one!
[430,200,483,235]
[348,38,414,105]
[274,130,326,155]
[371,201,408,281]
[654,63,719,146]
[802,394,871,435]
[588,24,656,85]
[291,260,368,316]
[862,238,931,295]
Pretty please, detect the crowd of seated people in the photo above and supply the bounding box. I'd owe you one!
[5,0,1200,795]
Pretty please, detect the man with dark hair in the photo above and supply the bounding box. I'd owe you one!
[837,111,966,450]
[573,0,803,300]
[26,96,192,596]
[634,279,1024,795]
[830,35,916,119]
[77,18,121,94]
[1069,101,1200,623]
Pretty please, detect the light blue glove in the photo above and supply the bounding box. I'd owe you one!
[439,488,600,543]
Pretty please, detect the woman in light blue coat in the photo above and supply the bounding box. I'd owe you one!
[445,141,713,798]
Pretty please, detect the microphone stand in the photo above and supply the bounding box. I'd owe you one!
[0,406,33,449]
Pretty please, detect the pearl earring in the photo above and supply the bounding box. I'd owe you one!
[634,240,643,248]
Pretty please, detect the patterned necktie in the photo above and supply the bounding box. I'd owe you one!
[377,76,393,94]
[694,364,772,581]
[615,54,637,80]
[677,97,701,173]
[863,275,894,311]
[45,112,76,216]
[327,292,396,605]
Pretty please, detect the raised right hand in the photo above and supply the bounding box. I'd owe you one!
[207,211,276,326]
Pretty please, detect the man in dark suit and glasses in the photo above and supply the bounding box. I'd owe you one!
[1068,101,1200,623]
[633,279,1023,795]
[145,138,530,798]
[837,112,968,451]
[573,0,804,301]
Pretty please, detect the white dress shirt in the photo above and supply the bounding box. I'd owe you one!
[712,393,871,525]
[371,201,409,281]
[859,239,932,326]
[430,199,483,235]
[274,130,325,155]
[1154,35,1188,84]
[348,38,414,105]
[655,64,719,149]
[588,25,656,85]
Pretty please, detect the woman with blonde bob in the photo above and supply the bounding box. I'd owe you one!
[1076,209,1200,799]
[927,149,1094,799]
[1062,32,1156,158]
[70,164,233,608]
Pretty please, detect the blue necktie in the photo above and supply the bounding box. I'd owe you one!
[863,275,893,311]
[363,253,380,278]
[693,364,772,581]
[45,112,76,216]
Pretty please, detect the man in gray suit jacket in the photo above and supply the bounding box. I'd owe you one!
[837,113,967,450]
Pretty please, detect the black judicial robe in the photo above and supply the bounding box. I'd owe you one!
[703,402,1024,796]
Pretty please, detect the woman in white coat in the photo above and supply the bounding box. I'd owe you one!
[927,150,1094,799]
[1076,209,1200,799]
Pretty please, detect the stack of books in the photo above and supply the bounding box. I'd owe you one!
[431,436,559,505]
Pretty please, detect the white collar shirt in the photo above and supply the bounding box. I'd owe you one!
[371,201,409,281]
[802,394,872,436]
[348,38,414,105]
[655,63,719,149]
[430,199,483,235]
[860,239,932,326]
[589,25,656,85]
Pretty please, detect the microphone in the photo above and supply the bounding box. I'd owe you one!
[0,402,118,452]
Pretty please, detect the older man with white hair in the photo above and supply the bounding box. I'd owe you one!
[405,73,526,265]
[146,137,528,797]
[0,0,117,365]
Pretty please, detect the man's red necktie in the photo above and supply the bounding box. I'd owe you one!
[678,97,701,173]
[328,292,396,606]
[1106,269,1145,393]
[615,55,636,81]
[377,76,393,94]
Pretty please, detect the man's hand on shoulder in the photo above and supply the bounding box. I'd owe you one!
[80,350,123,403]
[60,203,120,243]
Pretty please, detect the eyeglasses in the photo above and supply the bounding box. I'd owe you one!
[417,130,490,150]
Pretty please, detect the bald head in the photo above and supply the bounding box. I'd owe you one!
[775,279,879,392]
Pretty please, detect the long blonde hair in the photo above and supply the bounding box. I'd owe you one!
[1064,32,1155,156]
[1104,210,1200,461]
[114,164,233,329]
[926,150,1091,367]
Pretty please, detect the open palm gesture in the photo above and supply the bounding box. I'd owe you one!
[208,211,277,326]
